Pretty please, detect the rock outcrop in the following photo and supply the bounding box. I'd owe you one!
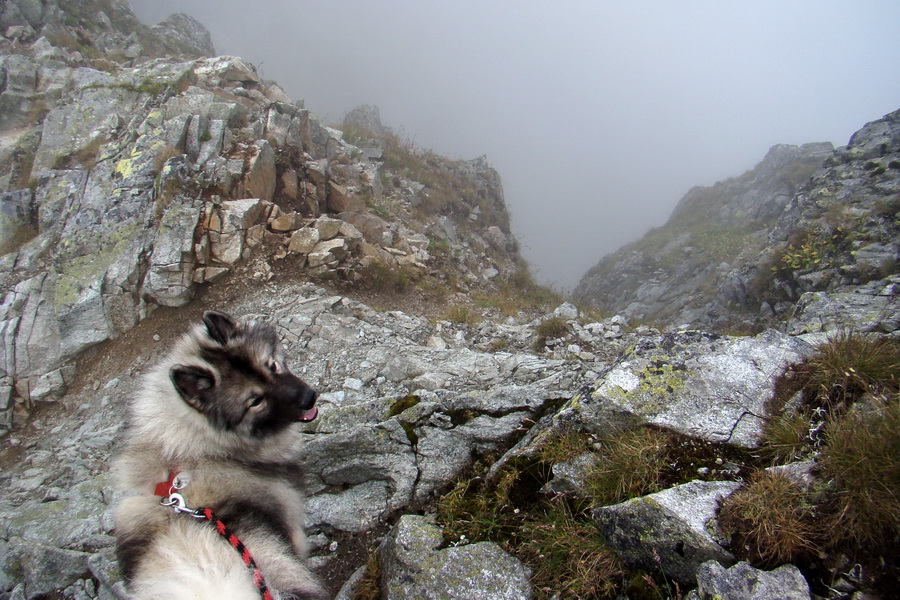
[574,116,899,335]
[0,0,520,436]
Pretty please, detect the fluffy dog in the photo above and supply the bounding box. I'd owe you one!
[114,311,324,599]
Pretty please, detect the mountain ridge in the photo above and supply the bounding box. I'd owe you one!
[573,115,899,334]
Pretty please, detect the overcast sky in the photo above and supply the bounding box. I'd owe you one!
[128,1,900,291]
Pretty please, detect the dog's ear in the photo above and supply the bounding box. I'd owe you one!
[202,311,239,345]
[170,365,215,410]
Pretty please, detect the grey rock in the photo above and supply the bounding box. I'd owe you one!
[327,181,366,213]
[244,140,276,201]
[145,200,200,306]
[343,104,390,136]
[207,198,264,264]
[558,330,812,447]
[594,480,739,585]
[380,515,531,600]
[687,560,811,600]
[287,227,320,254]
[150,13,216,58]
[0,189,34,251]
[541,452,600,497]
[4,539,91,598]
[790,291,900,334]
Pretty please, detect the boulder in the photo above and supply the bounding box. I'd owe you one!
[314,216,344,241]
[686,560,811,600]
[287,227,320,255]
[557,330,813,447]
[594,480,739,585]
[150,13,216,58]
[269,211,305,233]
[145,201,200,307]
[327,181,366,213]
[380,515,531,600]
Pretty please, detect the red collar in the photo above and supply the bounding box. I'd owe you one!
[154,468,180,497]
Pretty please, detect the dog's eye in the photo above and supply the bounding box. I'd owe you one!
[249,396,265,408]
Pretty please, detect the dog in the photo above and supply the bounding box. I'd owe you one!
[114,311,325,599]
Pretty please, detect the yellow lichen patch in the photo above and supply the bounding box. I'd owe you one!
[54,223,141,309]
[599,357,691,416]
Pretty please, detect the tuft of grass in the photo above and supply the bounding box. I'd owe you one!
[759,410,814,465]
[359,259,415,294]
[351,550,381,600]
[804,332,900,405]
[445,304,480,326]
[818,396,900,548]
[532,316,569,352]
[586,427,672,506]
[535,316,569,339]
[518,499,623,599]
[438,466,523,545]
[719,470,821,567]
[536,431,593,465]
[765,331,900,444]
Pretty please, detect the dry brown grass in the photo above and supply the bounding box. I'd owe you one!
[719,470,821,566]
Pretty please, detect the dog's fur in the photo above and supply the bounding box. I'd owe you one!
[114,311,325,599]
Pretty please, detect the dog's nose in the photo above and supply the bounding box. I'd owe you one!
[301,386,317,409]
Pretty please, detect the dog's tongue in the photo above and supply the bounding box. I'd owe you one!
[298,405,318,422]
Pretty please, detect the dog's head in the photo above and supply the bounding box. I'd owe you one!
[170,311,318,438]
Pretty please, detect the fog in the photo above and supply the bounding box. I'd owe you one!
[128,1,900,291]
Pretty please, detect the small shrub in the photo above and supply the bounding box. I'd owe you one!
[719,470,821,566]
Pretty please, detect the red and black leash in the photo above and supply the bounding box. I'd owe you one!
[156,470,274,600]
[198,507,274,600]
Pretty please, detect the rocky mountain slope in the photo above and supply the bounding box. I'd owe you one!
[574,115,900,334]
[1,2,898,599]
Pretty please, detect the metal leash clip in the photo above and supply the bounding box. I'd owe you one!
[160,492,204,518]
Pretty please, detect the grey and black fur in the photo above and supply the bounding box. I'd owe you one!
[114,311,324,600]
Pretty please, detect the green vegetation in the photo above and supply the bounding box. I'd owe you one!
[772,227,844,275]
[437,461,624,600]
[819,397,900,547]
[436,425,754,598]
[584,427,671,506]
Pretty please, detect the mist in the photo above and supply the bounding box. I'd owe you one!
[128,1,900,291]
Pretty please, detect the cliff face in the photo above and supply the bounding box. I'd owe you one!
[574,112,900,333]
[0,1,523,434]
